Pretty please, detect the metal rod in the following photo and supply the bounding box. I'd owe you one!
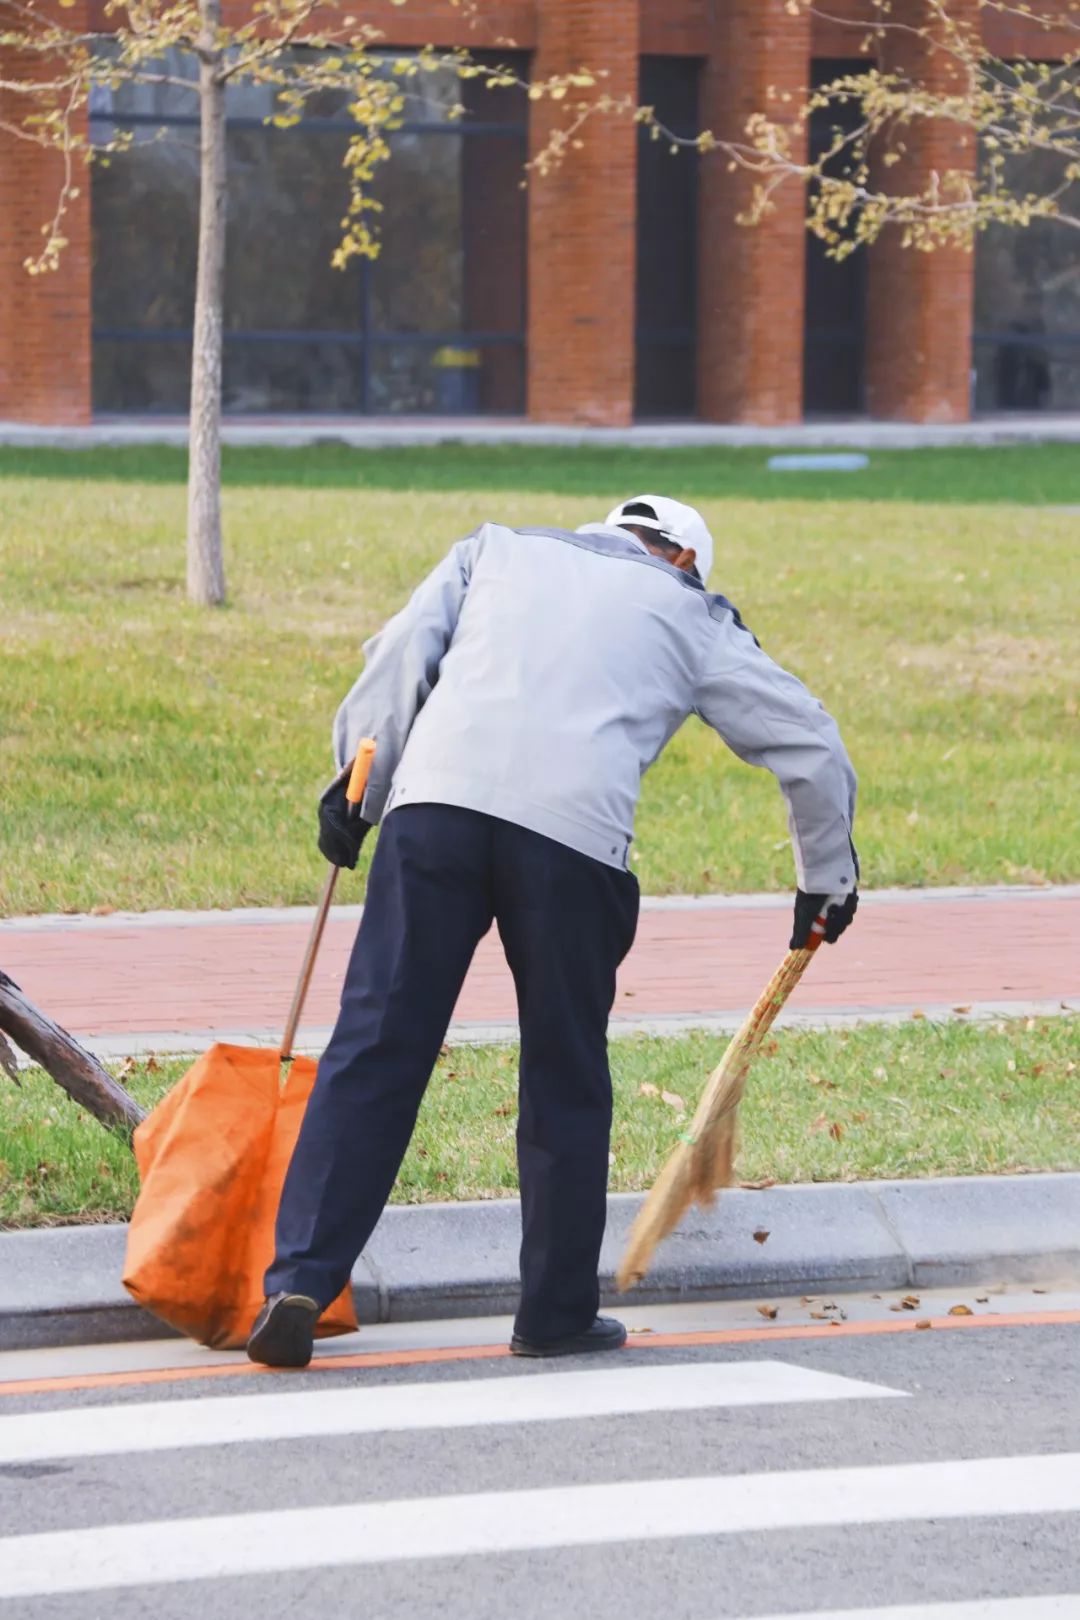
[280,864,339,1063]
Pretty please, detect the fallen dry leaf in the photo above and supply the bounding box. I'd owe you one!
[808,1072,838,1090]
[739,1177,777,1191]
[661,1090,686,1114]
[757,1305,778,1320]
[809,1113,829,1134]
[627,1326,654,1336]
[809,1311,830,1320]
[947,1304,974,1316]
[910,1009,926,1021]
[1033,1288,1048,1295]
[976,1296,989,1304]
[915,1320,933,1331]
[952,1005,971,1015]
[752,1229,770,1245]
[828,1121,845,1142]
[901,1295,921,1310]
[638,1083,659,1099]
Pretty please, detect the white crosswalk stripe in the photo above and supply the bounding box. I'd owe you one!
[0,1359,902,1465]
[0,1323,1075,1612]
[1,1453,1078,1599]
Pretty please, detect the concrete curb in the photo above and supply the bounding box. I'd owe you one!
[5,418,1080,449]
[2,1173,1077,1351]
[38,997,1075,1064]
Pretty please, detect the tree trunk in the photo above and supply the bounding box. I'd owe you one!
[0,971,146,1140]
[186,0,227,607]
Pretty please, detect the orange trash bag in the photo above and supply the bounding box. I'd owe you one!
[122,740,376,1351]
[123,1046,357,1349]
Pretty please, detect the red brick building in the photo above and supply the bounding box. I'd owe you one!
[1,0,1077,428]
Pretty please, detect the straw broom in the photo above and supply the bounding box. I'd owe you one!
[616,921,826,1292]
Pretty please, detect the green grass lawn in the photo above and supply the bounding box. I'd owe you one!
[3,1018,1075,1228]
[2,443,1078,915]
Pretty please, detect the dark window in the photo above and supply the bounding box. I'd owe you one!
[90,51,527,415]
[974,72,1080,414]
[635,57,700,419]
[802,59,867,417]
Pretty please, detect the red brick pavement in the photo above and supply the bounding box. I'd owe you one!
[2,891,1077,1043]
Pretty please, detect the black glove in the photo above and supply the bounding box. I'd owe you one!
[317,769,372,870]
[791,887,858,949]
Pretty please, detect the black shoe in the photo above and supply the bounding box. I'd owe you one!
[247,1292,320,1368]
[510,1315,627,1359]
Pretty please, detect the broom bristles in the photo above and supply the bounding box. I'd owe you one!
[615,1143,697,1291]
[615,944,817,1292]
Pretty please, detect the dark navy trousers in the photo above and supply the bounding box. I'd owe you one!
[267,804,640,1343]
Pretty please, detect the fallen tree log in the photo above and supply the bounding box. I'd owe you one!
[0,969,145,1139]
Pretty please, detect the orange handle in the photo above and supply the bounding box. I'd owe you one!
[805,912,829,953]
[346,737,377,814]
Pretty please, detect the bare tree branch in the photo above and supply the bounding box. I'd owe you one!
[0,971,145,1139]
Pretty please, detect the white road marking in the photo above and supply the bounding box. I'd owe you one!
[0,1360,901,1464]
[0,1453,1077,1598]
[751,1601,1080,1619]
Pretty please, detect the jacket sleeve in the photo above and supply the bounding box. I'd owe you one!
[331,532,479,821]
[693,610,858,894]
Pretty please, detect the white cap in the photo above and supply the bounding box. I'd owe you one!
[606,494,714,586]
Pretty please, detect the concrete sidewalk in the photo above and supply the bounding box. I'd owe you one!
[2,885,1078,1058]
[3,1173,1078,1351]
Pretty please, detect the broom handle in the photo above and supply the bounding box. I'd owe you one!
[280,739,376,1062]
[679,913,827,1148]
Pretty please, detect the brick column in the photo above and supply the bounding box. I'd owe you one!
[698,0,811,424]
[0,32,92,425]
[864,0,978,422]
[527,0,639,425]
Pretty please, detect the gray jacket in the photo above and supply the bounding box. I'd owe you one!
[333,522,857,892]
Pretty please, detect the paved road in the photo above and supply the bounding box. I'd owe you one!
[3,885,1078,1056]
[1,1288,1077,1617]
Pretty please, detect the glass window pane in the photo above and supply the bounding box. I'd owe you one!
[974,73,1080,413]
[371,340,522,414]
[225,129,362,332]
[462,132,527,338]
[92,132,198,332]
[635,58,699,419]
[223,338,366,413]
[91,44,198,122]
[94,338,191,414]
[91,51,527,415]
[802,58,868,417]
[368,134,464,333]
